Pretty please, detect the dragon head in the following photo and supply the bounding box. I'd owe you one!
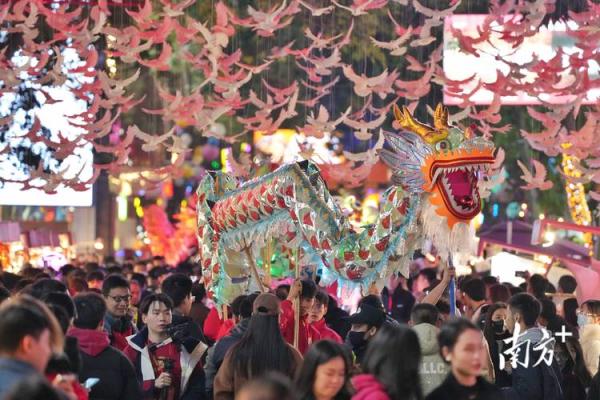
[381,104,496,229]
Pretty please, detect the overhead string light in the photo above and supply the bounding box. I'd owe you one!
[561,144,592,250]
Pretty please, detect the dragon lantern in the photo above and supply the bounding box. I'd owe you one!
[196,104,498,303]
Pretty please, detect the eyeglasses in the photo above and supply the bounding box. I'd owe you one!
[107,295,131,303]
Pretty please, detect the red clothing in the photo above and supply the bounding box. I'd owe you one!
[149,341,182,400]
[203,307,224,342]
[311,318,342,343]
[46,372,89,400]
[216,319,234,341]
[351,374,391,400]
[280,299,321,354]
[111,328,134,352]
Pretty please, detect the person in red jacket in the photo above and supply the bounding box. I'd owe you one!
[280,279,320,354]
[309,290,342,343]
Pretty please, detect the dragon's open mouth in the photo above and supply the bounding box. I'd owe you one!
[424,149,495,222]
[432,164,485,219]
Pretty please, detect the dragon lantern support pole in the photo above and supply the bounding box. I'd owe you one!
[244,247,266,293]
[294,247,300,350]
[448,255,457,317]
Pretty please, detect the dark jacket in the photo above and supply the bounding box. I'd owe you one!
[325,303,351,339]
[67,327,142,400]
[0,358,40,399]
[104,312,137,352]
[204,318,249,396]
[587,369,600,400]
[124,327,208,400]
[381,286,415,323]
[501,327,564,400]
[426,373,503,400]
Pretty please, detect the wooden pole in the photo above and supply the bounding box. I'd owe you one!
[293,247,300,350]
[244,247,265,293]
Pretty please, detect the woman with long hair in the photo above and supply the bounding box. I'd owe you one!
[214,293,302,400]
[426,318,502,400]
[352,324,423,400]
[236,372,297,400]
[482,302,511,387]
[296,340,353,400]
[546,316,591,400]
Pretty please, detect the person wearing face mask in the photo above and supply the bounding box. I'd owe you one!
[482,303,511,388]
[578,300,600,377]
[344,303,386,366]
[426,318,502,400]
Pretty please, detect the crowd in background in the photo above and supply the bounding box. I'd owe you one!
[0,254,598,400]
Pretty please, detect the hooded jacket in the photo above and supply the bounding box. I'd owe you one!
[67,327,142,400]
[413,323,449,396]
[501,327,564,400]
[580,323,600,377]
[351,374,390,400]
[124,327,208,400]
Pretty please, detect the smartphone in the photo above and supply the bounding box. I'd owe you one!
[515,271,528,278]
[84,378,100,390]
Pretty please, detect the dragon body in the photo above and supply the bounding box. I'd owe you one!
[197,104,497,303]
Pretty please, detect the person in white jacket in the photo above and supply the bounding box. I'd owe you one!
[579,300,600,377]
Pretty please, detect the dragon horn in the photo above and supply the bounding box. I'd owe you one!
[393,104,434,139]
[433,103,449,131]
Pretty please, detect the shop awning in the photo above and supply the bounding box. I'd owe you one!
[477,220,590,266]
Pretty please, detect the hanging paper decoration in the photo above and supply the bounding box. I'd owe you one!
[197,105,499,304]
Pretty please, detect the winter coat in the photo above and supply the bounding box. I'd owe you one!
[580,323,600,377]
[203,308,224,344]
[413,323,449,396]
[213,343,303,400]
[501,327,564,400]
[124,327,208,400]
[67,326,142,400]
[280,299,321,355]
[204,318,250,396]
[325,304,351,339]
[0,358,40,399]
[104,312,137,352]
[351,374,390,400]
[312,319,343,343]
[426,373,502,400]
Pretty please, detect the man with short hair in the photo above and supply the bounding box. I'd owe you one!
[102,274,137,351]
[281,279,321,354]
[0,296,63,398]
[461,278,488,325]
[557,275,577,295]
[345,303,386,365]
[161,273,206,343]
[503,293,564,400]
[68,292,142,400]
[410,303,448,396]
[309,291,342,343]
[124,293,207,400]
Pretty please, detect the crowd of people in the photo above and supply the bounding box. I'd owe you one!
[0,255,598,400]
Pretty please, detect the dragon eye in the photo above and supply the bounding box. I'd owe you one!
[436,140,450,151]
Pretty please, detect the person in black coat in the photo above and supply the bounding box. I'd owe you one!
[69,292,142,400]
[381,273,415,323]
[325,295,351,339]
[427,318,503,400]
